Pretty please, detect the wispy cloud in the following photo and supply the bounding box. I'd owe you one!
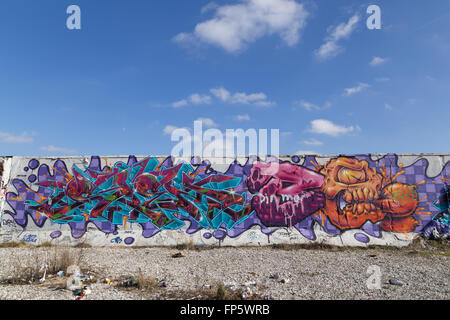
[163,125,190,135]
[375,77,390,82]
[308,119,359,137]
[302,138,323,146]
[315,14,359,60]
[211,86,275,106]
[369,56,388,66]
[384,103,393,111]
[235,114,250,121]
[295,100,331,111]
[40,145,77,154]
[173,86,276,108]
[343,83,370,96]
[200,2,219,14]
[172,100,189,108]
[172,93,212,108]
[173,87,274,108]
[0,132,34,143]
[195,117,218,128]
[173,0,309,53]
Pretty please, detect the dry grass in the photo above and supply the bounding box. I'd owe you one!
[73,242,92,248]
[0,241,55,248]
[116,269,160,293]
[161,282,264,300]
[0,241,31,248]
[0,247,86,285]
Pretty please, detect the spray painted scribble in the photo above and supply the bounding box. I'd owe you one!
[6,157,253,239]
[1,154,449,246]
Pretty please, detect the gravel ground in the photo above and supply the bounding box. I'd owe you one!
[0,244,448,300]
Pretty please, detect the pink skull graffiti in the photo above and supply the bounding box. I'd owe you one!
[248,161,325,227]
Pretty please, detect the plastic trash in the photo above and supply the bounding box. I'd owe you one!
[67,265,81,275]
[223,281,237,290]
[73,286,91,299]
[160,281,168,288]
[39,269,47,283]
[66,274,83,291]
[57,271,64,277]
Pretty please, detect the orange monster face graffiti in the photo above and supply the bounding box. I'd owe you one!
[319,157,420,232]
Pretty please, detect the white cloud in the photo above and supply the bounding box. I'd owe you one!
[309,119,358,137]
[235,114,251,121]
[163,125,190,135]
[0,132,34,143]
[230,92,274,106]
[40,145,77,154]
[172,99,189,108]
[343,83,370,96]
[191,87,275,107]
[195,117,218,128]
[302,138,323,146]
[384,103,393,111]
[370,56,388,66]
[189,93,212,105]
[315,14,359,60]
[174,0,309,53]
[295,100,331,111]
[201,2,219,14]
[210,87,231,102]
[172,93,212,108]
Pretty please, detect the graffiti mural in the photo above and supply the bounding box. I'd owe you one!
[0,154,449,246]
[248,161,325,227]
[4,156,253,239]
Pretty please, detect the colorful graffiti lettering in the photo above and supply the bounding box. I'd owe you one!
[8,156,252,235]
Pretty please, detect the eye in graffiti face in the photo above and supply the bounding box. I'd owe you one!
[248,161,325,227]
[134,174,161,197]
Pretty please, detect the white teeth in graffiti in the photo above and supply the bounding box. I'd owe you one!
[363,188,370,200]
[357,204,364,214]
[357,189,364,202]
[352,190,359,202]
[343,192,353,203]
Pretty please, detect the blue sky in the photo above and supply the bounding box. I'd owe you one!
[0,0,449,157]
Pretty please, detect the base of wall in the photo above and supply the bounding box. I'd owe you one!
[1,223,415,248]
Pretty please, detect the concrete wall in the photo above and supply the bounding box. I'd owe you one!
[0,154,448,247]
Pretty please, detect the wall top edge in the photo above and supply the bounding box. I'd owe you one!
[1,153,450,160]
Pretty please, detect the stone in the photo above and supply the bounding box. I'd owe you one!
[389,279,404,286]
